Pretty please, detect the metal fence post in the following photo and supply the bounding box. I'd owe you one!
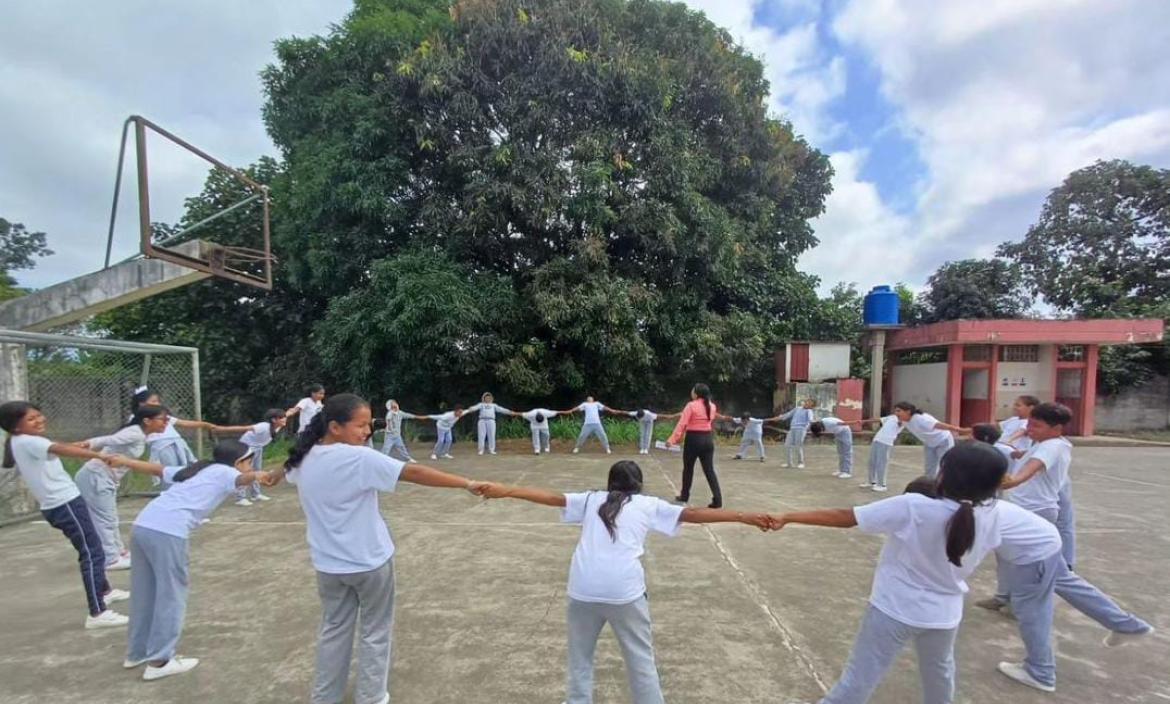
[192,348,204,457]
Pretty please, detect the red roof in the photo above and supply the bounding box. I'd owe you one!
[886,319,1164,351]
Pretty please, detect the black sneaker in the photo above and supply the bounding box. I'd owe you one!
[708,501,722,509]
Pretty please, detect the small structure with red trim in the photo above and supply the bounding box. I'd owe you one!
[883,319,1164,436]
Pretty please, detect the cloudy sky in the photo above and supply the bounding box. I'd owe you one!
[3,0,1169,294]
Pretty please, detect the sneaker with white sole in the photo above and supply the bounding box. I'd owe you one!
[105,588,130,604]
[797,463,805,469]
[477,450,484,456]
[85,610,129,630]
[837,473,853,479]
[253,493,271,502]
[430,454,438,460]
[107,555,132,571]
[143,656,199,681]
[534,450,541,455]
[872,484,889,492]
[1105,626,1154,647]
[606,449,612,454]
[124,657,149,669]
[781,464,791,469]
[858,482,873,488]
[543,448,550,453]
[442,454,454,460]
[235,498,253,507]
[996,661,1055,692]
[490,450,498,455]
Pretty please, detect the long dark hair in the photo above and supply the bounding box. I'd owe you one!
[936,441,1008,567]
[131,386,158,414]
[122,404,168,431]
[693,383,712,420]
[285,393,369,471]
[1,401,38,469]
[598,461,644,540]
[173,439,252,483]
[893,401,923,415]
[305,383,324,397]
[971,423,1001,445]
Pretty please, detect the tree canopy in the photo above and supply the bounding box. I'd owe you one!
[917,259,1029,323]
[0,217,53,302]
[102,0,841,418]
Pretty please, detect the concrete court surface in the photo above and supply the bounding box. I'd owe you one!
[1,440,1168,704]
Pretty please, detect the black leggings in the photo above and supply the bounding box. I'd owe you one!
[680,430,721,506]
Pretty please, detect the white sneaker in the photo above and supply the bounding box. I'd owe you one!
[200,518,211,524]
[996,661,1055,692]
[543,448,550,453]
[606,449,612,454]
[85,610,128,630]
[430,454,438,460]
[373,693,389,704]
[235,498,253,507]
[254,493,271,502]
[534,450,541,455]
[477,450,484,456]
[123,657,149,669]
[837,473,853,479]
[872,485,889,492]
[572,448,580,454]
[857,482,873,488]
[105,588,130,604]
[490,450,498,455]
[1105,626,1154,647]
[143,656,199,681]
[442,454,454,460]
[781,464,791,468]
[797,463,805,469]
[107,555,132,571]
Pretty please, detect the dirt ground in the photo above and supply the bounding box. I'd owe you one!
[1,439,1167,703]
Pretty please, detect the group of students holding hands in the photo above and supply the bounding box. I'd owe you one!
[0,382,1155,703]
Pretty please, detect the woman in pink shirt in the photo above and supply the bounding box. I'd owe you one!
[667,383,722,508]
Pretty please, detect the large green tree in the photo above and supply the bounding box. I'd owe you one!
[259,0,832,408]
[917,259,1029,323]
[0,217,53,301]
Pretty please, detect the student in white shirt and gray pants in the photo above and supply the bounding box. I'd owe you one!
[275,394,485,704]
[521,409,559,453]
[466,393,514,455]
[571,397,612,454]
[477,460,772,704]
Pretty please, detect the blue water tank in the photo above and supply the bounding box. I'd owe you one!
[863,285,901,327]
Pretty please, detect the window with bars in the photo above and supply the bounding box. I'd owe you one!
[999,345,1039,363]
[1058,345,1085,362]
[963,345,992,362]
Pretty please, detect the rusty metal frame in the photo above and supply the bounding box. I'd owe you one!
[105,115,274,290]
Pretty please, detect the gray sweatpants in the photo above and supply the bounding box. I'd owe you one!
[821,605,957,704]
[867,442,892,486]
[923,435,954,478]
[1003,550,1150,687]
[531,427,551,452]
[127,526,190,664]
[638,422,654,452]
[477,418,497,453]
[1056,480,1076,567]
[238,447,264,499]
[736,433,765,459]
[313,559,396,704]
[575,423,610,452]
[75,464,124,564]
[835,430,854,475]
[785,426,808,465]
[567,596,663,704]
[382,434,414,461]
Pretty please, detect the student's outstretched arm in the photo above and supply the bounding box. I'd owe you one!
[484,484,567,507]
[107,456,166,477]
[680,507,774,531]
[173,418,216,431]
[237,469,272,488]
[777,408,795,421]
[1002,428,1028,447]
[400,463,488,494]
[932,421,970,434]
[209,424,256,434]
[773,508,858,530]
[47,442,114,464]
[1000,458,1045,490]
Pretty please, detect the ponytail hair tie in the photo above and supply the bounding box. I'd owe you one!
[960,499,973,506]
[134,385,149,394]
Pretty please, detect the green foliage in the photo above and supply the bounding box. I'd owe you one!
[0,217,53,300]
[917,259,1029,323]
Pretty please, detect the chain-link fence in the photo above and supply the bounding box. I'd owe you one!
[0,329,202,522]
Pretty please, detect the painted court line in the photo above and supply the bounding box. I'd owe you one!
[1080,471,1169,489]
[649,457,830,694]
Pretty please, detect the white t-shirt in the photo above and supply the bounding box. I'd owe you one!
[999,417,1033,451]
[287,444,404,574]
[577,402,604,425]
[296,397,323,432]
[83,424,148,482]
[854,493,1002,629]
[563,491,684,604]
[993,442,1016,465]
[906,413,951,448]
[429,411,459,430]
[8,434,80,510]
[995,500,1062,565]
[737,417,765,437]
[820,417,852,437]
[1008,437,1072,513]
[240,422,273,448]
[146,416,182,444]
[134,463,240,538]
[522,409,558,430]
[873,415,902,445]
[629,410,658,424]
[467,403,510,420]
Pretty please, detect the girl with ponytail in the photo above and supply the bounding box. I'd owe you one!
[131,387,249,470]
[233,408,288,506]
[666,383,723,508]
[72,405,169,571]
[477,460,773,703]
[103,440,274,681]
[771,441,1009,703]
[267,393,489,704]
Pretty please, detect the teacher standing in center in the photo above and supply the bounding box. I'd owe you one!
[667,383,722,508]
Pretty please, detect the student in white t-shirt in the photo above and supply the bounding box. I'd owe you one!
[109,440,272,682]
[465,392,515,455]
[286,383,326,434]
[972,423,1016,464]
[727,411,780,462]
[73,405,169,571]
[132,387,231,469]
[998,394,1038,452]
[855,414,903,492]
[628,408,680,455]
[810,417,860,478]
[893,401,969,478]
[423,405,464,459]
[271,393,486,704]
[569,396,615,454]
[520,408,560,454]
[0,401,132,630]
[235,408,287,505]
[480,460,772,704]
[773,442,1009,704]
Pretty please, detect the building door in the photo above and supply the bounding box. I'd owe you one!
[1055,368,1085,435]
[960,368,990,428]
[790,343,810,382]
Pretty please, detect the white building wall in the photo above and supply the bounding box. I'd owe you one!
[891,362,948,418]
[808,343,851,381]
[995,346,1053,418]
